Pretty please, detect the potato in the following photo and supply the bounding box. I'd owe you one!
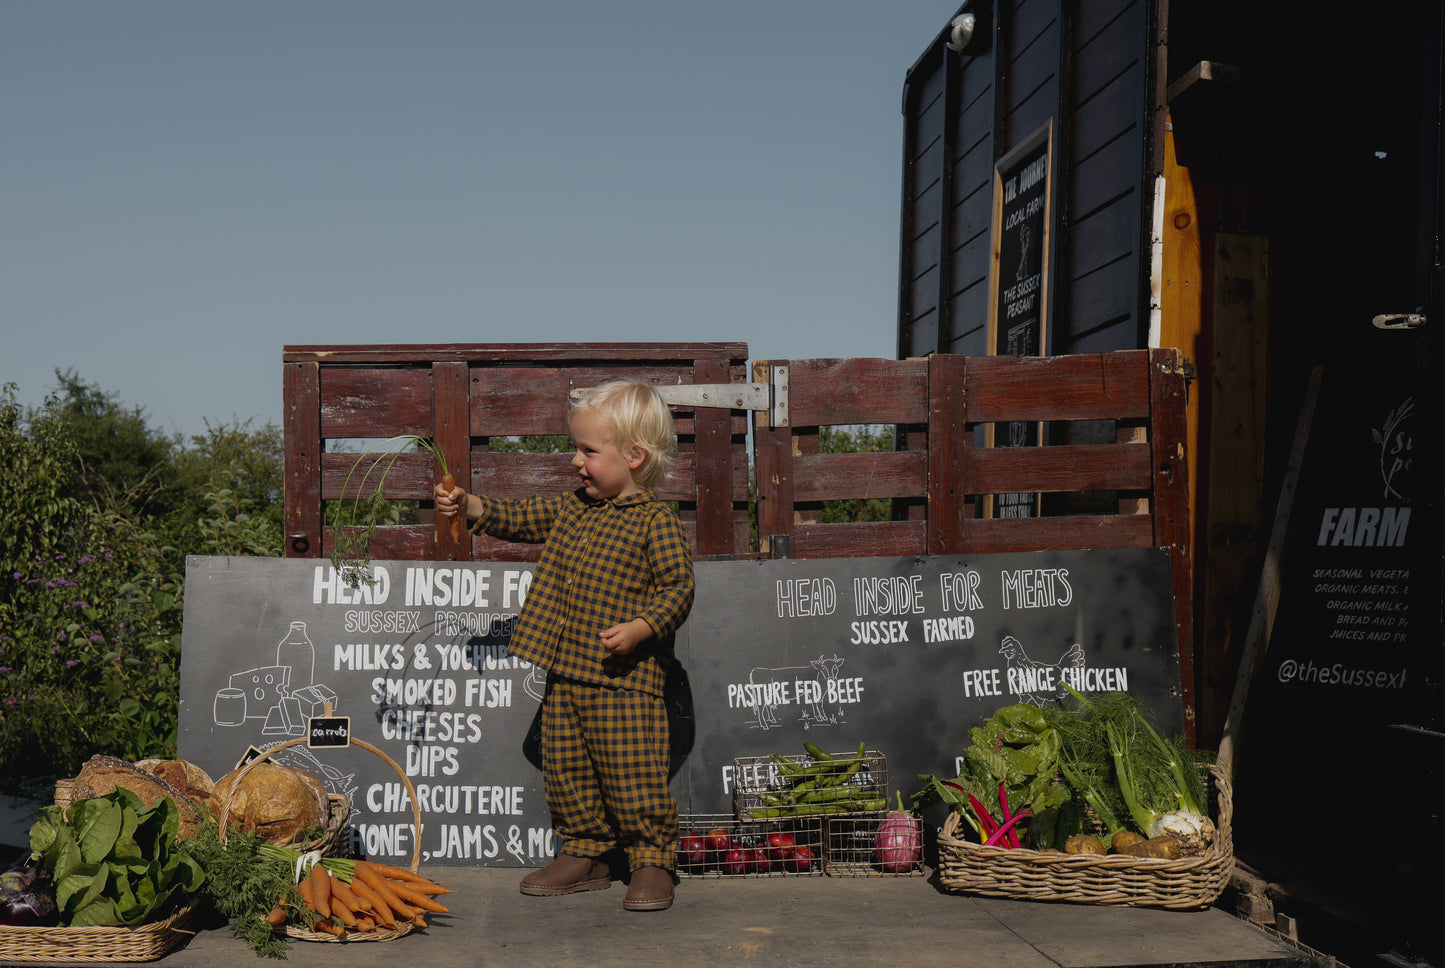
[1114,835,1184,859]
[1109,830,1146,853]
[1142,835,1183,858]
[1063,834,1106,855]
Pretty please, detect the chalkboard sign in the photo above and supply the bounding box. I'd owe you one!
[988,120,1055,517]
[308,716,351,748]
[180,557,552,867]
[991,121,1053,357]
[678,549,1184,814]
[179,547,1185,867]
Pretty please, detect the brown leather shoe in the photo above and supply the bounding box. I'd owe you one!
[622,866,674,911]
[519,854,612,896]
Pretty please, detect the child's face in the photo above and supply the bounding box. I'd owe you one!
[569,410,643,501]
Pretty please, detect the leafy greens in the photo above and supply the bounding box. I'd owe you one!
[28,788,203,927]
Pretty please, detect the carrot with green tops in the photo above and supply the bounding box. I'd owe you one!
[328,876,367,918]
[440,474,463,542]
[385,880,450,914]
[308,862,332,919]
[312,918,344,937]
[355,859,453,892]
[348,875,399,929]
[353,861,421,920]
[323,879,359,927]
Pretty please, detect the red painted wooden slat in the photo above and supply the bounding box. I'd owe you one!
[781,358,930,426]
[691,356,738,557]
[319,367,434,439]
[285,343,748,364]
[927,353,968,554]
[961,442,1153,494]
[789,451,928,501]
[957,514,1156,553]
[788,520,929,559]
[283,361,322,558]
[432,361,470,562]
[960,351,1151,423]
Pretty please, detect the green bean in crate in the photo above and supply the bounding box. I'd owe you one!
[732,743,889,820]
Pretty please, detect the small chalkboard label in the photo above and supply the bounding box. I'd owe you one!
[235,745,265,770]
[307,716,351,748]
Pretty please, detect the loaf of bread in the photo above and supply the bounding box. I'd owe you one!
[211,761,330,846]
[136,758,215,808]
[68,755,211,839]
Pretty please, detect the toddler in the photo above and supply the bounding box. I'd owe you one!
[435,379,694,911]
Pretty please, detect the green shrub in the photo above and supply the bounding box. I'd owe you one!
[0,383,282,782]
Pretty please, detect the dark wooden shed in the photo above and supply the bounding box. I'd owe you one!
[896,1,1442,957]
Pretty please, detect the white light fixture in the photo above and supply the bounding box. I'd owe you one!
[946,12,977,53]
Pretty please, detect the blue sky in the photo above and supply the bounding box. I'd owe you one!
[4,2,958,439]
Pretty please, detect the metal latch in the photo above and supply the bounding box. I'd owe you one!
[572,366,790,427]
[1372,313,1427,330]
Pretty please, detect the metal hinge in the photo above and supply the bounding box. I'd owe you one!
[572,365,791,427]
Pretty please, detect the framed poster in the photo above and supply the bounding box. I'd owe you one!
[986,119,1056,518]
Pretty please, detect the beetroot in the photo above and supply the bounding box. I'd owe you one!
[873,792,922,873]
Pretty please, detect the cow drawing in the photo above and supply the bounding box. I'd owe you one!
[746,654,847,730]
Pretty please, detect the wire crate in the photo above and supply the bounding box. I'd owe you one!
[731,749,889,821]
[824,811,926,877]
[675,814,823,877]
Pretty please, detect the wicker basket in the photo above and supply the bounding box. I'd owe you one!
[936,763,1235,909]
[218,736,424,943]
[0,902,199,964]
[10,765,205,962]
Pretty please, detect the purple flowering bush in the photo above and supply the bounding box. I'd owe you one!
[1,386,184,778]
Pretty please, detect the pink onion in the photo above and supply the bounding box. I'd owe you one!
[873,792,922,873]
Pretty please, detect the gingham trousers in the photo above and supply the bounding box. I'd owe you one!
[540,676,678,871]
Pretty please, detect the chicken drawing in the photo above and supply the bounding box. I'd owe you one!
[997,635,1086,706]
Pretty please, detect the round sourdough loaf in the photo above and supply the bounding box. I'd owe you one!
[211,761,329,846]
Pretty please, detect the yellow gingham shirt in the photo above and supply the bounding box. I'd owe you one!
[470,488,694,696]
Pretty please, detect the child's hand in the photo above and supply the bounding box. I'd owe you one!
[434,480,470,521]
[599,618,652,656]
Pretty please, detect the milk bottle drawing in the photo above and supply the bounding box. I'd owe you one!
[276,621,315,692]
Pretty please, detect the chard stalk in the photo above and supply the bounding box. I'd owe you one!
[964,792,999,842]
[983,809,1031,847]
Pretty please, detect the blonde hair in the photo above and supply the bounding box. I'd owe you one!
[567,379,676,490]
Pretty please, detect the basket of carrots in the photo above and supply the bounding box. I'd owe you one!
[197,734,452,951]
[275,853,451,942]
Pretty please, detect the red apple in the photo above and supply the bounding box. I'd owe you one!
[747,846,771,872]
[785,844,815,873]
[706,828,733,853]
[680,834,708,866]
[722,847,750,875]
[765,831,796,864]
